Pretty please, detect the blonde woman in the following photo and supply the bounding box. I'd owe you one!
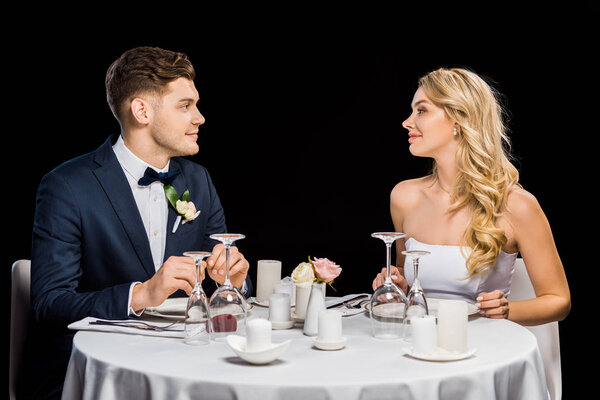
[372,67,570,326]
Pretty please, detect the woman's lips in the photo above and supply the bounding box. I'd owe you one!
[408,132,421,143]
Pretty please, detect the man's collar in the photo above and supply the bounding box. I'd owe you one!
[112,135,170,182]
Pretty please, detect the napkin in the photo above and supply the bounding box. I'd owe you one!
[146,297,188,315]
[68,317,185,338]
[325,293,370,317]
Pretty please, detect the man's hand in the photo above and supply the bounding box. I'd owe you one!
[131,256,196,313]
[206,243,250,290]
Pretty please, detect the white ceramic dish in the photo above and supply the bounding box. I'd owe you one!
[226,335,291,364]
[402,347,477,361]
[313,336,347,351]
[291,312,304,322]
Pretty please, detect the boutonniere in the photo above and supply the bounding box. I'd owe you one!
[164,185,201,233]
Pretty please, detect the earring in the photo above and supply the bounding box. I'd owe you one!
[453,127,458,136]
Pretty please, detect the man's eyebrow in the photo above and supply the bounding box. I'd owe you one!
[178,97,198,103]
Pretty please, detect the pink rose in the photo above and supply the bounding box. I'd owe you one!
[312,257,342,283]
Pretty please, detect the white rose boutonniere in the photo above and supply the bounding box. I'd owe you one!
[164,185,201,233]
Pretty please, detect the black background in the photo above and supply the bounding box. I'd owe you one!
[6,3,596,396]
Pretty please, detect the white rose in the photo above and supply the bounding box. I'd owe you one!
[183,202,197,220]
[292,262,315,283]
[176,200,189,215]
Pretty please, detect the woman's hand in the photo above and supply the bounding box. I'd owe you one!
[372,266,408,293]
[476,290,509,319]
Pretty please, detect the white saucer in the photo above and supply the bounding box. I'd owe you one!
[402,346,477,361]
[313,336,346,351]
[291,312,304,322]
[270,320,295,330]
[226,335,291,364]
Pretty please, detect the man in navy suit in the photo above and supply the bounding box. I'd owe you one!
[19,46,253,399]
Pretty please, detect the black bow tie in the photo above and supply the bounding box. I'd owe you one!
[138,167,181,186]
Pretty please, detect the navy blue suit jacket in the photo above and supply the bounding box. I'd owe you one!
[20,135,252,398]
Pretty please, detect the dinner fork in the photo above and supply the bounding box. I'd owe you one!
[89,319,183,331]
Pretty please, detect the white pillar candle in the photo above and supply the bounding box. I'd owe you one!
[410,315,436,354]
[256,260,282,303]
[246,318,272,352]
[294,281,312,319]
[436,299,468,353]
[317,309,342,342]
[268,293,291,322]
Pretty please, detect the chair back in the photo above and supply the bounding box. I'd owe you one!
[10,259,31,400]
[507,258,561,400]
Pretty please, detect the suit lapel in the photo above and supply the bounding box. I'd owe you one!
[92,137,156,279]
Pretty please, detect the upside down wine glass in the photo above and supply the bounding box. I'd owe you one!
[370,232,408,339]
[182,251,213,345]
[402,250,431,340]
[403,250,431,316]
[208,233,247,340]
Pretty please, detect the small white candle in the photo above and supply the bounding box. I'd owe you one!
[317,309,342,342]
[437,299,468,353]
[268,293,291,322]
[294,281,312,319]
[256,260,282,303]
[411,315,436,354]
[246,318,272,352]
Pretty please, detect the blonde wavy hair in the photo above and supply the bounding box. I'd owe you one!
[418,67,520,277]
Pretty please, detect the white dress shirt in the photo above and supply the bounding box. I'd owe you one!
[113,135,170,315]
[113,135,169,270]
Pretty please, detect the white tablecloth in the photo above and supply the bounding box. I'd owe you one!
[62,305,548,400]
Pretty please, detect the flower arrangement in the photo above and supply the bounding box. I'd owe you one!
[292,256,342,290]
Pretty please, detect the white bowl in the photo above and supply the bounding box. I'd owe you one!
[226,335,291,364]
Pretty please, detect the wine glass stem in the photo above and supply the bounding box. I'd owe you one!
[224,245,231,285]
[413,258,419,280]
[385,243,392,283]
[195,260,201,287]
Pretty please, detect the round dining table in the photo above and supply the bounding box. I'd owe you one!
[61,300,549,400]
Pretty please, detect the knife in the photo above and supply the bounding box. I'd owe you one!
[326,294,368,309]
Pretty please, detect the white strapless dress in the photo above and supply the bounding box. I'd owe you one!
[403,237,518,303]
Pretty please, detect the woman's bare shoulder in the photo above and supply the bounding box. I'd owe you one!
[505,186,545,224]
[391,176,432,210]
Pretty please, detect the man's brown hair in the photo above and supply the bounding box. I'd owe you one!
[105,46,196,123]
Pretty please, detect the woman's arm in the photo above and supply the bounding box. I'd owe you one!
[479,189,571,325]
